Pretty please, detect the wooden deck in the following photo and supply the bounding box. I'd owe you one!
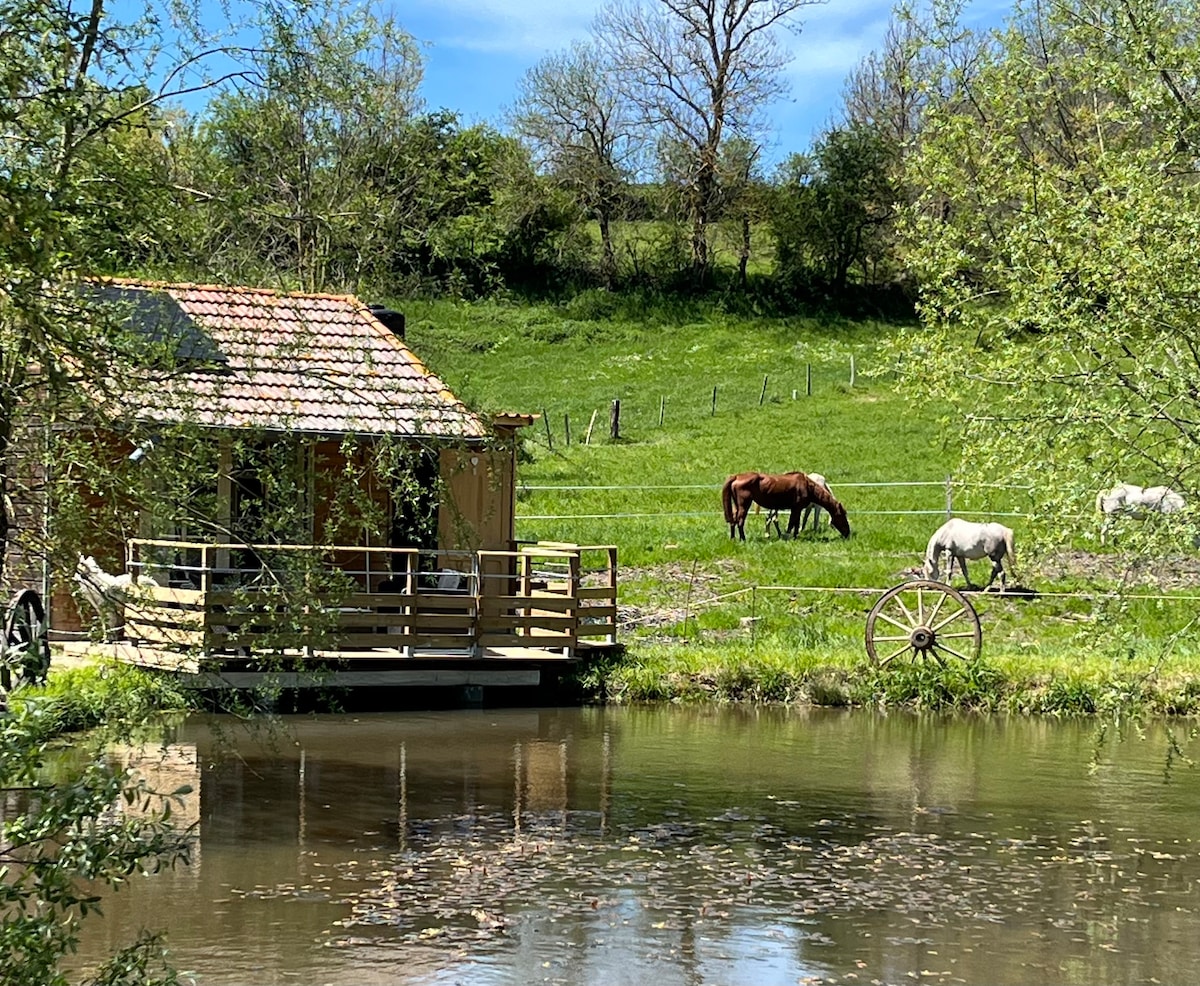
[96,540,619,688]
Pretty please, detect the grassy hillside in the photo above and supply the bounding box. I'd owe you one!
[403,297,1200,710]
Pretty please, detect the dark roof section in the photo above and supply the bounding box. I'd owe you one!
[79,282,228,364]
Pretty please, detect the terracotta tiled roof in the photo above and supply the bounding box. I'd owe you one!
[96,280,487,440]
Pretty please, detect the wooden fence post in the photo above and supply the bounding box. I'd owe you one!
[659,395,665,426]
[711,385,718,415]
[542,409,553,450]
[806,364,812,396]
[610,399,621,440]
[584,409,598,445]
[850,355,856,388]
[759,375,768,405]
[563,412,571,446]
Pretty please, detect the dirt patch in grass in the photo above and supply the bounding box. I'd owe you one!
[1038,549,1200,591]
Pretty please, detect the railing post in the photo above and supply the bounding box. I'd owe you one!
[471,551,482,658]
[607,546,618,645]
[567,551,580,658]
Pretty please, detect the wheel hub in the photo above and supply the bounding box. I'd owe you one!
[909,625,934,651]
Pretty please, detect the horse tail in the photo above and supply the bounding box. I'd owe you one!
[721,476,736,524]
[1003,526,1018,580]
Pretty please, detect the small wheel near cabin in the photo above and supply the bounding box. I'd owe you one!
[1,589,52,692]
[865,580,981,667]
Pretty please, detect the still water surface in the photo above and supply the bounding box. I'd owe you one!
[81,707,1200,985]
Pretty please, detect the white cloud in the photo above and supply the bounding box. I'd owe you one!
[407,0,602,56]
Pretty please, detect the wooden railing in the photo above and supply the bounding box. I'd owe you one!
[124,540,618,658]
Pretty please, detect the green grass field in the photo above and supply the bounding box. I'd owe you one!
[403,297,1200,711]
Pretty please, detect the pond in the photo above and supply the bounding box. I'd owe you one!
[78,707,1200,985]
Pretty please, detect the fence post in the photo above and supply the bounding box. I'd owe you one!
[542,409,553,450]
[610,399,621,440]
[659,395,666,426]
[945,475,953,519]
[711,385,718,415]
[759,375,768,405]
[563,412,571,446]
[850,355,856,388]
[584,409,597,445]
[806,364,812,396]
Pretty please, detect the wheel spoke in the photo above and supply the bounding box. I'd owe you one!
[872,633,914,643]
[878,643,914,666]
[930,608,969,633]
[936,630,979,640]
[933,642,974,662]
[892,594,917,627]
[925,590,949,626]
[876,611,915,633]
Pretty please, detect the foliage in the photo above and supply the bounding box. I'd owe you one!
[898,0,1200,564]
[183,0,424,291]
[510,41,642,289]
[772,124,901,293]
[1,665,195,985]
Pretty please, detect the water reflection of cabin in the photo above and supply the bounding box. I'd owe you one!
[51,281,617,690]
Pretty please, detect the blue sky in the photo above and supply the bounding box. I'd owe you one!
[144,0,1008,169]
[400,0,905,165]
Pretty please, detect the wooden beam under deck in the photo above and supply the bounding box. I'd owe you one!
[55,640,587,690]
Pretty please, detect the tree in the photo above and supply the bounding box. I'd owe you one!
[0,697,192,986]
[899,0,1200,556]
[510,41,643,289]
[0,4,241,979]
[189,0,423,291]
[594,0,819,280]
[772,123,900,292]
[714,137,768,288]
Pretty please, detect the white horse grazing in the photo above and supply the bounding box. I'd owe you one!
[1096,482,1186,543]
[74,555,160,640]
[923,518,1017,590]
[764,473,834,538]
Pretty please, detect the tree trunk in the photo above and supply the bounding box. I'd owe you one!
[0,407,11,585]
[598,211,617,290]
[738,212,751,289]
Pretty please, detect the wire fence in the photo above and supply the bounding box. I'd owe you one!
[528,358,881,448]
[517,478,1034,522]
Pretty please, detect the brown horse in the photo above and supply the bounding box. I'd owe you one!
[721,471,851,541]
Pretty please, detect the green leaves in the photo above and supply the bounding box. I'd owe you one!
[900,0,1200,562]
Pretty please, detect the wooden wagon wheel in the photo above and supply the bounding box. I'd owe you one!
[1,589,51,691]
[865,580,981,667]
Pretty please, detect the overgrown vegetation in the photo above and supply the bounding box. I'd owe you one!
[1,665,197,986]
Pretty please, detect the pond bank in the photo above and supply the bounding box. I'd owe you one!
[574,646,1200,716]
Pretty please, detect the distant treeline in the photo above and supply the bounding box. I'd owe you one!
[36,0,917,315]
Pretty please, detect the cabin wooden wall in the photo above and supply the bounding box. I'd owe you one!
[438,445,515,553]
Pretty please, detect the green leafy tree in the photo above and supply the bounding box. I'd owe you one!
[189,0,423,291]
[0,702,191,986]
[773,123,900,293]
[900,0,1200,558]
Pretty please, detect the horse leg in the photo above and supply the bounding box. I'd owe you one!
[765,509,781,539]
[958,557,978,590]
[785,508,802,539]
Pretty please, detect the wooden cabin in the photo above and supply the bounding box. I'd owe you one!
[9,280,616,688]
